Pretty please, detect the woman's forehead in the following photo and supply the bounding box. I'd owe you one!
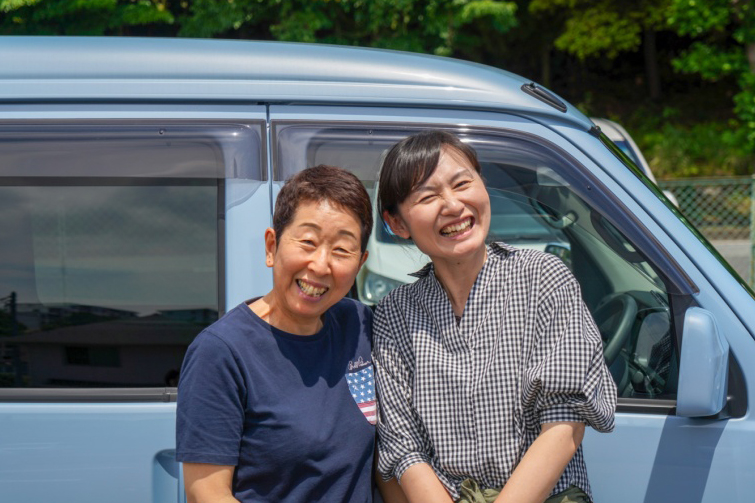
[290,199,361,234]
[421,150,476,182]
[439,144,473,164]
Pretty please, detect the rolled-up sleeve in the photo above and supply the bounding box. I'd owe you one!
[372,296,433,482]
[522,265,617,433]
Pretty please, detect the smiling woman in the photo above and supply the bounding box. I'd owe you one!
[373,130,617,503]
[254,166,372,335]
[176,165,391,503]
[263,200,363,327]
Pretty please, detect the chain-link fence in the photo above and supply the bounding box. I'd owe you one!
[659,176,755,287]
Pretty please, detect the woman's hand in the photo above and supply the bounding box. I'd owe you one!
[183,463,240,503]
[494,421,585,503]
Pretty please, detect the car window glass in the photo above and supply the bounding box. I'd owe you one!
[601,131,755,302]
[0,124,261,389]
[275,124,679,402]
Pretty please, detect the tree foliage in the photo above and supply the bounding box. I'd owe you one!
[529,0,669,59]
[179,0,517,56]
[3,0,755,167]
[0,0,517,56]
[0,0,174,35]
[667,0,755,148]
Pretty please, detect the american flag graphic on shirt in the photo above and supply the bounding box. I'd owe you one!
[346,365,376,425]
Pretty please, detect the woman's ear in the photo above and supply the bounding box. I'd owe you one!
[264,228,276,267]
[358,250,369,269]
[382,210,411,239]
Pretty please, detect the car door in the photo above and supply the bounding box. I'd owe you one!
[547,122,755,503]
[270,105,755,503]
[0,105,269,503]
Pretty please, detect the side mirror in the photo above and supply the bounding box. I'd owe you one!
[676,307,729,417]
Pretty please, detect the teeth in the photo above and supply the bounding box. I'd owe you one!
[441,218,472,236]
[297,280,328,297]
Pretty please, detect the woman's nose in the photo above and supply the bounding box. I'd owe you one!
[441,192,464,214]
[308,249,331,275]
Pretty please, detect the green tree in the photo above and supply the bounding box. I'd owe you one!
[1,0,518,63]
[668,0,755,149]
[529,0,671,99]
[179,0,517,57]
[0,0,175,36]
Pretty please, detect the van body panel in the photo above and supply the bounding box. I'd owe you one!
[584,414,755,502]
[0,37,590,129]
[226,179,273,307]
[0,403,178,503]
[0,103,269,119]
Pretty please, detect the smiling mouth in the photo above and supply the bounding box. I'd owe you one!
[297,279,329,298]
[440,217,473,237]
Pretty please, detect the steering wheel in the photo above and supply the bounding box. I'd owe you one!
[592,293,638,366]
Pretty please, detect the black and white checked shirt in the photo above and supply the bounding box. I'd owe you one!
[373,243,617,500]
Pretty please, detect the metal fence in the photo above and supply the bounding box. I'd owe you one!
[659,175,755,287]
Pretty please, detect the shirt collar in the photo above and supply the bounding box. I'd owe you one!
[408,242,515,279]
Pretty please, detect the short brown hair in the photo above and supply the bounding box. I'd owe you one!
[273,164,373,252]
[378,130,481,219]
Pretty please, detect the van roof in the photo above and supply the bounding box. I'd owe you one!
[0,37,591,129]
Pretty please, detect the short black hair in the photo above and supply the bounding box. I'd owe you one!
[377,130,481,219]
[273,164,373,253]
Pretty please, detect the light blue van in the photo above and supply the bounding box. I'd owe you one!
[0,37,753,503]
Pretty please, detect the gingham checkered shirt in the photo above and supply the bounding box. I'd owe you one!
[373,243,617,500]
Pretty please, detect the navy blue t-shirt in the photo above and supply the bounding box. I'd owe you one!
[176,298,375,503]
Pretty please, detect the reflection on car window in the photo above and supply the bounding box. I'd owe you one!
[601,131,755,302]
[275,124,679,401]
[0,124,260,389]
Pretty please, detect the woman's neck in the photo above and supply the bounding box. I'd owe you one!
[432,244,488,317]
[249,294,323,336]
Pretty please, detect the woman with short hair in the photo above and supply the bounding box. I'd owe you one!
[177,165,382,502]
[373,130,617,503]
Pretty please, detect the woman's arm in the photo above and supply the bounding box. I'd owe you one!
[183,463,240,503]
[375,447,410,503]
[399,463,454,503]
[494,421,585,503]
[376,474,409,503]
[373,298,444,500]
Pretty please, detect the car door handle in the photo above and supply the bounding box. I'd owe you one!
[153,449,181,503]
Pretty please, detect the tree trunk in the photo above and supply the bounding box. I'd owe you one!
[747,43,755,73]
[540,44,551,88]
[644,29,661,100]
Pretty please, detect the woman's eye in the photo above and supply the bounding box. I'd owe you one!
[301,239,316,246]
[455,180,471,189]
[335,245,357,255]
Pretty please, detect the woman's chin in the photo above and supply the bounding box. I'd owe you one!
[430,234,487,261]
[291,290,346,317]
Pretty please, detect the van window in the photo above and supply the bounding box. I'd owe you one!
[0,123,262,390]
[275,124,679,403]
